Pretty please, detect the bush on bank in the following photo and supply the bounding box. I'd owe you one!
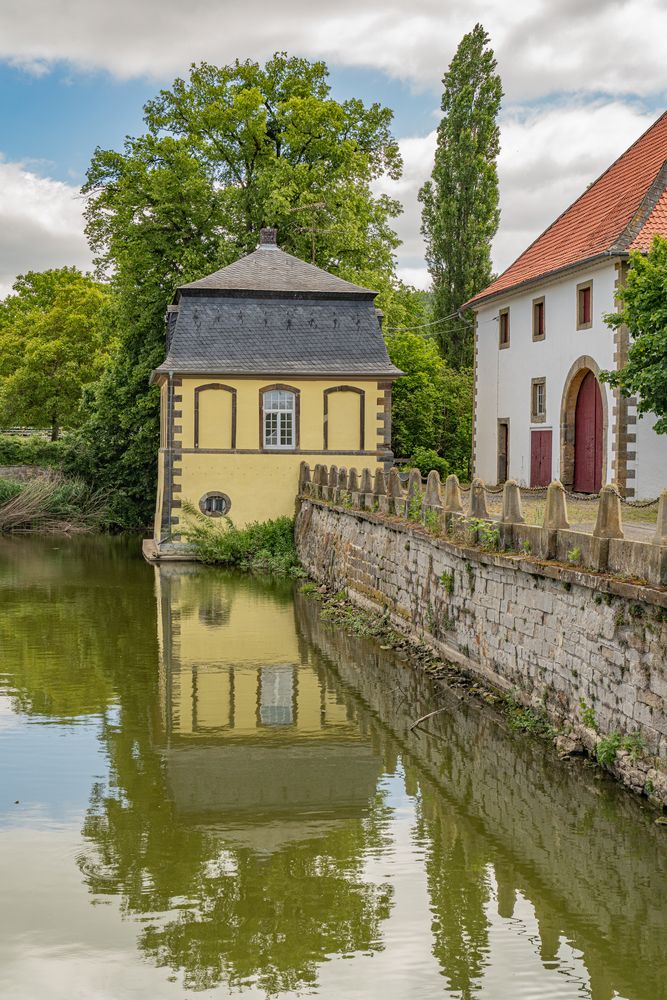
[182,505,303,575]
[0,434,70,468]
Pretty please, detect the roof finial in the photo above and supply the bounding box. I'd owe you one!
[259,227,278,247]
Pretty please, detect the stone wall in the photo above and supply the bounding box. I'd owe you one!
[295,498,667,803]
[0,465,49,481]
[297,595,667,998]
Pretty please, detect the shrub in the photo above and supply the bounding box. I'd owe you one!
[0,434,70,468]
[595,732,622,768]
[182,504,303,575]
[407,447,449,480]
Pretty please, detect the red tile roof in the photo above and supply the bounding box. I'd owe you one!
[466,110,667,308]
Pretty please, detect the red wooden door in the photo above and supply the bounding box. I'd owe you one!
[530,430,552,487]
[574,371,603,493]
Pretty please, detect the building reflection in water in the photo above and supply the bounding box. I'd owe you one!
[155,565,383,855]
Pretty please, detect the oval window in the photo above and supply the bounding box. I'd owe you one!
[199,492,231,517]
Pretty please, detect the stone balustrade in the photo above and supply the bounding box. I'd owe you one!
[298,462,667,588]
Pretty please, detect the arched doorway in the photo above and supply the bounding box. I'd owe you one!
[573,371,603,493]
[560,356,607,493]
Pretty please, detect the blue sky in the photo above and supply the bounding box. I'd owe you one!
[0,0,665,294]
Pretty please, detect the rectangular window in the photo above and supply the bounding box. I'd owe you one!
[259,666,294,726]
[499,307,510,348]
[531,377,547,423]
[532,297,545,340]
[263,389,296,448]
[577,281,593,329]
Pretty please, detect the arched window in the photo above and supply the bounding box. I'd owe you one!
[261,387,299,449]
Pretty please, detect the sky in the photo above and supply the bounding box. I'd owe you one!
[0,0,666,296]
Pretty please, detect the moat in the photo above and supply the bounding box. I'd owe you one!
[1,536,665,999]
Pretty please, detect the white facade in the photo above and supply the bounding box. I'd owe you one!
[474,259,667,498]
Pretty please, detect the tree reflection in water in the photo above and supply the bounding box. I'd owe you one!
[2,538,666,1000]
[79,565,394,994]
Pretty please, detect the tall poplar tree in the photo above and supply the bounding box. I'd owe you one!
[419,24,502,368]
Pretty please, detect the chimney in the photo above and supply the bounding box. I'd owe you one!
[259,227,278,247]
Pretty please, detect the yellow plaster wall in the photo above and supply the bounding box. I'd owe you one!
[197,387,233,449]
[327,389,362,450]
[169,376,387,527]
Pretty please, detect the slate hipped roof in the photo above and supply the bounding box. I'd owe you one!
[466,110,667,309]
[152,230,402,379]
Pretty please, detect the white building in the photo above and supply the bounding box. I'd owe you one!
[466,110,667,498]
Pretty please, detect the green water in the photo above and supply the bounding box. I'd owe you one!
[0,536,666,1000]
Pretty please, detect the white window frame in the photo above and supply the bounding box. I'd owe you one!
[263,389,296,449]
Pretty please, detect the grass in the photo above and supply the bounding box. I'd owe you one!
[0,473,109,533]
[484,495,658,528]
[182,503,304,575]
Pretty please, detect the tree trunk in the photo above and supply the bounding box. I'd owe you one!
[51,418,59,442]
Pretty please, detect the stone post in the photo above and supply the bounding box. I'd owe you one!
[501,480,524,523]
[388,467,405,517]
[470,478,489,518]
[544,480,570,529]
[310,464,321,499]
[654,488,667,586]
[655,487,667,545]
[593,485,624,539]
[407,469,422,499]
[348,468,360,508]
[443,474,464,513]
[374,468,389,514]
[336,467,348,504]
[542,479,570,559]
[591,484,623,572]
[299,461,311,493]
[422,470,444,530]
[323,464,337,502]
[361,468,374,510]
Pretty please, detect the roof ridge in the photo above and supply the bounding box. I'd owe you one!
[612,156,667,252]
[466,108,667,308]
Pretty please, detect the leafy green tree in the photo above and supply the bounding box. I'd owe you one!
[74,54,403,527]
[601,235,667,433]
[0,269,109,440]
[386,329,472,479]
[419,24,502,368]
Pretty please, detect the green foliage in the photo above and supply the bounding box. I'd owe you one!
[423,509,441,534]
[595,732,622,768]
[0,434,69,467]
[407,489,424,521]
[505,696,554,738]
[566,545,582,564]
[601,235,667,433]
[386,329,472,477]
[409,447,449,480]
[182,505,302,575]
[466,516,499,550]
[419,24,502,367]
[440,571,455,595]
[579,699,598,732]
[0,269,110,441]
[520,539,532,555]
[71,54,404,528]
[622,731,645,761]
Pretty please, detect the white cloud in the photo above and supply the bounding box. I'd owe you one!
[0,160,92,297]
[0,0,666,103]
[380,99,657,289]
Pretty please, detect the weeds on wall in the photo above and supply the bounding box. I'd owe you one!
[182,503,304,575]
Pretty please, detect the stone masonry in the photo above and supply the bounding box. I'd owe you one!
[295,498,667,803]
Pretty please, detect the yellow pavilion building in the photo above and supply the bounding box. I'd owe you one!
[148,228,401,558]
